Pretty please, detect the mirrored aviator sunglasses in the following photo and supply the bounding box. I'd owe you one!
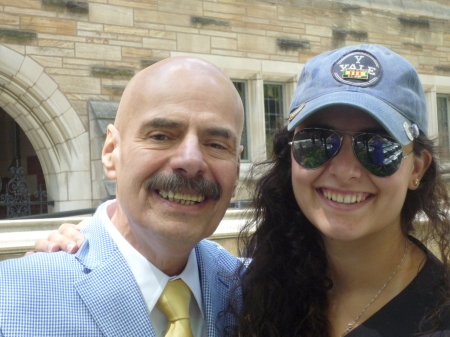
[289,128,412,177]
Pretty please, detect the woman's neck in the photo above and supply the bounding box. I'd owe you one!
[325,231,407,289]
[325,232,427,337]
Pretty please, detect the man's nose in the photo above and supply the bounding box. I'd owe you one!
[327,135,363,181]
[169,135,208,178]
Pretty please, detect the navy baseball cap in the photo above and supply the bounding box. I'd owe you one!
[287,44,427,145]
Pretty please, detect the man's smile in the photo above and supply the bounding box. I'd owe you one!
[157,189,206,205]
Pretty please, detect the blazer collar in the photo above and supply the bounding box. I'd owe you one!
[73,203,156,336]
[196,240,242,337]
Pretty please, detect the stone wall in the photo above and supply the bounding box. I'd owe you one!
[1,0,449,122]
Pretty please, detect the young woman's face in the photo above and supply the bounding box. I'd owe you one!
[291,106,422,243]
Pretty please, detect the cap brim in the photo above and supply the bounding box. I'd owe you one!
[287,91,413,145]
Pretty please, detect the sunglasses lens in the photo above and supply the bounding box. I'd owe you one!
[353,134,403,177]
[291,129,341,169]
[292,129,405,177]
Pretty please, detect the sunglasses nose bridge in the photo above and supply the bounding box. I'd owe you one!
[334,133,354,158]
[331,132,363,160]
[326,134,365,177]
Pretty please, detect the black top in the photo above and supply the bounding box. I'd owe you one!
[348,245,450,337]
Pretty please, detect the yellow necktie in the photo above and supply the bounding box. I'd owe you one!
[156,279,194,337]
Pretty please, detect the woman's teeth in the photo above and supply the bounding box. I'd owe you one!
[322,190,367,204]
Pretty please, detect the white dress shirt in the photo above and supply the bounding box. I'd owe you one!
[102,200,207,337]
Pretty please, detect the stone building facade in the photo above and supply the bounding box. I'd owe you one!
[0,0,450,215]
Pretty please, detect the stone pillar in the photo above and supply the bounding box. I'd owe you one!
[248,73,267,162]
[425,85,438,139]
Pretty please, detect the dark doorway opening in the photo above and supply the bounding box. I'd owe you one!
[0,108,50,219]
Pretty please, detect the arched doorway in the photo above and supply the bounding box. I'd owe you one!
[0,45,92,214]
[0,108,50,218]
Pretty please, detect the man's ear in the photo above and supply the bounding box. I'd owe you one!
[102,124,120,180]
[408,149,432,190]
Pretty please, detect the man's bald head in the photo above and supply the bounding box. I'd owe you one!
[114,57,244,143]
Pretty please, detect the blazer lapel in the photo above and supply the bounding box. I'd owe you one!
[196,241,242,337]
[74,249,156,337]
[72,205,156,337]
[196,244,218,337]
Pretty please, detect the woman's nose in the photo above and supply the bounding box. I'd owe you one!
[327,135,363,181]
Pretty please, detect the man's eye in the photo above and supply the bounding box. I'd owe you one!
[209,143,226,150]
[151,134,170,141]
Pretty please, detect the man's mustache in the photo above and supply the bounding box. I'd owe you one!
[146,173,221,201]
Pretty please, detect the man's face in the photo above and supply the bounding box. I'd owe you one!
[104,59,243,254]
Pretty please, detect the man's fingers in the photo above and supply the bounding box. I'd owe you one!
[34,238,60,253]
[45,230,78,254]
[57,222,86,249]
[58,223,82,235]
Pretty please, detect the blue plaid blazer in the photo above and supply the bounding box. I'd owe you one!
[0,204,242,336]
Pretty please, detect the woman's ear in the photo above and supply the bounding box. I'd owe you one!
[102,124,120,180]
[408,149,432,190]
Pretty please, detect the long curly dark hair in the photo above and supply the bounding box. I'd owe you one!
[229,126,450,337]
